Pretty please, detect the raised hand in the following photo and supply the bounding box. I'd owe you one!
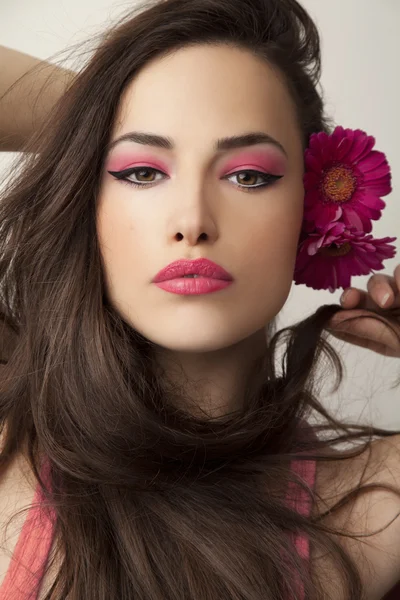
[326,264,400,358]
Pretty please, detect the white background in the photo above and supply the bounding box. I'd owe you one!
[1,0,399,430]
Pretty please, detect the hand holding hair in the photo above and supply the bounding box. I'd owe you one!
[326,264,400,357]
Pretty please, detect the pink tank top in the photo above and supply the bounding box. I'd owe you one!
[0,453,317,599]
[0,459,55,600]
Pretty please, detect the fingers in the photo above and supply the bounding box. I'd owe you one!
[366,271,400,309]
[328,325,400,358]
[340,264,400,311]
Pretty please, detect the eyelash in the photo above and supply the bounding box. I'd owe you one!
[107,167,283,193]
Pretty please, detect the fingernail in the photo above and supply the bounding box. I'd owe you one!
[340,290,350,304]
[380,292,391,307]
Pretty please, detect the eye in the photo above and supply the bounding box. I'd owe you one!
[224,170,283,192]
[107,167,283,192]
[107,167,164,188]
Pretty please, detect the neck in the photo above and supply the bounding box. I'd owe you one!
[154,327,269,418]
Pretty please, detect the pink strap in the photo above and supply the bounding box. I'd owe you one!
[287,458,317,560]
[284,454,317,600]
[0,460,55,600]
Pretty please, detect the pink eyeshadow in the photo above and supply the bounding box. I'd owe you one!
[222,150,287,175]
[106,152,169,173]
[106,148,287,175]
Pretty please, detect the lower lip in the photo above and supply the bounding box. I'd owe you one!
[154,277,233,295]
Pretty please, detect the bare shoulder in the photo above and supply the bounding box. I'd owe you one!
[0,429,60,598]
[0,428,37,528]
[312,433,400,600]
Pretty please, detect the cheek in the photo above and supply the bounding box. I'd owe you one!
[244,192,303,262]
[97,183,151,249]
[234,190,303,305]
[242,222,300,315]
[96,196,146,289]
[242,227,299,286]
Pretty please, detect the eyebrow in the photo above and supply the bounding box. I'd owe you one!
[106,131,288,158]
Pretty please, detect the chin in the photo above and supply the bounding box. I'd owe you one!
[136,321,252,354]
[148,332,239,354]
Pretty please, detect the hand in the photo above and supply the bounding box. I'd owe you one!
[326,264,400,358]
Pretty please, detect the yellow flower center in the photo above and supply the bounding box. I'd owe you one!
[320,242,352,257]
[321,165,357,203]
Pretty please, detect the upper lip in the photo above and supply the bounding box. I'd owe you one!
[152,258,233,283]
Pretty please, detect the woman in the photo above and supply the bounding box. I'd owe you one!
[0,0,400,598]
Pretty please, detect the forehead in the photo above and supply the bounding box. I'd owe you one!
[111,44,302,158]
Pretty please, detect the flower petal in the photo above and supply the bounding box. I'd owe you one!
[303,171,320,190]
[305,153,324,174]
[358,150,389,173]
[355,203,382,221]
[332,131,354,161]
[362,177,392,196]
[311,204,342,228]
[363,165,391,182]
[356,192,386,210]
[352,135,376,164]
[346,130,370,161]
[304,189,322,209]
[341,206,370,232]
[309,132,328,154]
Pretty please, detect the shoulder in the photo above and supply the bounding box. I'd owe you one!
[0,427,38,532]
[312,434,400,600]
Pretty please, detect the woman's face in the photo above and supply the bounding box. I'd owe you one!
[96,44,305,353]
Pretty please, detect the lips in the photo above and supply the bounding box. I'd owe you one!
[152,258,233,283]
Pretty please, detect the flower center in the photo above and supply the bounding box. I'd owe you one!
[321,164,357,203]
[320,242,352,257]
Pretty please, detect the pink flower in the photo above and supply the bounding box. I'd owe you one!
[303,126,392,234]
[294,223,397,292]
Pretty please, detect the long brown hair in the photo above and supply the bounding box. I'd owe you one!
[1,0,399,598]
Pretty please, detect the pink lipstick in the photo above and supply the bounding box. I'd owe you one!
[152,258,233,295]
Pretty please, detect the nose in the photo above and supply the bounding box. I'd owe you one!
[168,191,219,247]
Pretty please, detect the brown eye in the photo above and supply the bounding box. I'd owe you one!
[132,169,157,183]
[107,167,165,188]
[236,172,258,186]
[225,170,283,192]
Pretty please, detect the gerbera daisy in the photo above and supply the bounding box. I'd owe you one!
[303,126,392,234]
[294,222,397,292]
